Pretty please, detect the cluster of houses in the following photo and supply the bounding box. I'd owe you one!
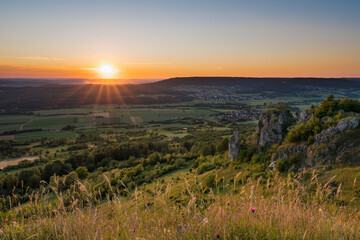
[175,86,269,102]
[211,110,263,122]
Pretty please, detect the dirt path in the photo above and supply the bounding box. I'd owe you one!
[19,117,33,130]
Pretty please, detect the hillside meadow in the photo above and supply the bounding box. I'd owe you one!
[1,169,360,240]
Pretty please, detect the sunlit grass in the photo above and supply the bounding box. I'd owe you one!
[1,171,360,239]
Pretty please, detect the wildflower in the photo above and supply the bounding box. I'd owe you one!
[251,207,257,213]
[133,227,136,232]
[214,233,220,238]
[274,206,277,209]
[194,229,197,233]
[13,218,15,221]
[5,219,8,222]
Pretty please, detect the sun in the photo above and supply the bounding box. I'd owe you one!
[96,64,119,78]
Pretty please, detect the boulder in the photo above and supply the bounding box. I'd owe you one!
[337,117,359,132]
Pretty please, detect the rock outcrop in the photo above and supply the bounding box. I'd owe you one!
[228,128,242,159]
[298,110,311,123]
[336,117,359,132]
[253,109,294,149]
[271,117,360,170]
[314,117,359,143]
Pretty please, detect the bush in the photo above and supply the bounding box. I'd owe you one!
[67,144,88,151]
[216,138,229,152]
[65,172,79,188]
[203,174,216,189]
[275,158,287,172]
[75,166,89,179]
[199,145,213,156]
[197,162,216,174]
[275,153,299,173]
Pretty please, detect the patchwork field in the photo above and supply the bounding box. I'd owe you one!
[15,130,77,141]
[0,156,39,170]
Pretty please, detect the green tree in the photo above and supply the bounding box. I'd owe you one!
[65,172,79,188]
[199,145,213,156]
[216,138,229,152]
[75,166,89,179]
[183,141,192,151]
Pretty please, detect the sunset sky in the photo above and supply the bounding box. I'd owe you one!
[0,0,359,81]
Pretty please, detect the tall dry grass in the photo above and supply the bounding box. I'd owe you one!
[1,171,360,239]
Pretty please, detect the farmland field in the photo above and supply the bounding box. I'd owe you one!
[0,115,30,124]
[0,156,39,170]
[15,130,77,141]
[24,116,79,129]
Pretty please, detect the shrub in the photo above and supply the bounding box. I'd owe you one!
[65,171,79,188]
[75,166,89,179]
[203,174,216,189]
[199,144,213,156]
[275,158,287,172]
[198,162,216,174]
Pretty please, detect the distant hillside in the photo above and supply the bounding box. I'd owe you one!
[0,78,87,87]
[147,77,360,92]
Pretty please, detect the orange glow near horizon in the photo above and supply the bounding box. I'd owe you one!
[0,56,359,81]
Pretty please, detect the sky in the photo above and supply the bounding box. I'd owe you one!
[0,0,359,81]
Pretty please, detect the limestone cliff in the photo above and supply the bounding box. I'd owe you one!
[252,109,294,149]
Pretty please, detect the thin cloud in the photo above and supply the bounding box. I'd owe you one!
[0,55,66,61]
[123,62,172,65]
[78,67,121,72]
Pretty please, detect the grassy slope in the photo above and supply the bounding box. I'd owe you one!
[2,161,360,239]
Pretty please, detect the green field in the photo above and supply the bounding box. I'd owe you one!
[24,116,79,129]
[0,115,30,124]
[0,115,31,133]
[15,130,77,141]
[2,91,350,142]
[18,107,221,132]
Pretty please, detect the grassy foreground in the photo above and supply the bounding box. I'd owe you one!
[1,172,360,240]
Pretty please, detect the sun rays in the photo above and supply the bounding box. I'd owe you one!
[55,82,145,108]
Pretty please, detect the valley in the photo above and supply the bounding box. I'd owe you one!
[1,78,360,239]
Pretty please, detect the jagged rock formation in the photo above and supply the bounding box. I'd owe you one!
[228,128,241,159]
[252,109,294,149]
[307,117,360,165]
[314,117,358,143]
[271,117,360,169]
[298,109,312,123]
[336,117,358,131]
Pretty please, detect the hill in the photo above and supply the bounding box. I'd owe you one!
[1,77,360,112]
[147,76,360,92]
[1,96,360,239]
